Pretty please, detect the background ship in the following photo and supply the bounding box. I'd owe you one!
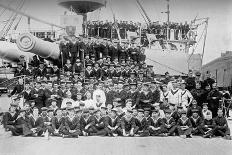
[0,0,207,77]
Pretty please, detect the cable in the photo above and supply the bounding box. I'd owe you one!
[146,57,187,75]
[0,0,15,18]
[3,0,25,37]
[135,2,148,24]
[13,15,23,30]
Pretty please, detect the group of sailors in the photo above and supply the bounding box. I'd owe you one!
[59,36,146,65]
[86,20,192,41]
[1,67,231,139]
[14,37,147,79]
[87,20,140,39]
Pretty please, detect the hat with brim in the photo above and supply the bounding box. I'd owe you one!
[152,109,159,113]
[169,103,176,106]
[130,83,137,86]
[192,109,199,113]
[47,108,54,112]
[66,107,74,111]
[83,108,89,113]
[138,109,144,113]
[100,106,108,110]
[164,109,172,114]
[181,110,187,114]
[19,108,26,113]
[144,108,151,112]
[74,106,80,109]
[89,106,95,111]
[111,108,118,113]
[41,107,48,111]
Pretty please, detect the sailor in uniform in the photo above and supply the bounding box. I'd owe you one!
[180,82,193,110]
[167,81,181,107]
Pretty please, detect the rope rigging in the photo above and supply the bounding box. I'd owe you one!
[1,0,26,38]
[0,0,14,18]
[146,57,187,75]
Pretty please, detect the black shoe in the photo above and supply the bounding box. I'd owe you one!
[186,135,192,138]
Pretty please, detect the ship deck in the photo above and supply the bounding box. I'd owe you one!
[0,95,232,155]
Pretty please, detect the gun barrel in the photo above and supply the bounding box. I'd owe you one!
[0,41,31,62]
[16,33,60,60]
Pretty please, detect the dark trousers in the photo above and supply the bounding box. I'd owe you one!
[177,126,192,136]
[7,124,34,136]
[149,126,167,136]
[165,125,177,135]
[192,126,205,135]
[104,127,123,136]
[134,127,150,137]
[202,127,214,137]
[61,129,80,138]
[213,126,230,137]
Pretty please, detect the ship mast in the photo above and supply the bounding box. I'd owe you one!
[0,2,64,29]
[136,0,152,25]
[162,0,170,40]
[166,0,170,25]
[166,0,170,40]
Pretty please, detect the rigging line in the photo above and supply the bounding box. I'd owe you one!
[146,57,187,75]
[4,0,25,36]
[134,1,148,24]
[13,15,23,30]
[0,0,15,18]
[13,0,29,31]
[201,19,208,62]
[1,11,15,35]
[108,0,115,19]
[1,0,24,34]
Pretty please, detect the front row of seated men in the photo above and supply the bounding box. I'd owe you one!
[2,101,231,140]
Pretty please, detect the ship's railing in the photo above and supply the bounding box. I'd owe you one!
[0,75,28,91]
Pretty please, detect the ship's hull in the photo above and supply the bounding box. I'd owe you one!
[145,48,202,76]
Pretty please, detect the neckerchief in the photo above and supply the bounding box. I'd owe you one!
[191,116,199,123]
[143,91,149,96]
[181,90,187,97]
[86,69,92,73]
[94,116,102,122]
[110,116,117,123]
[151,117,160,124]
[180,117,188,125]
[171,89,179,95]
[163,91,169,98]
[83,116,90,122]
[145,116,150,121]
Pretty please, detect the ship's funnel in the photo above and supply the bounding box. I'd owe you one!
[16,33,60,60]
[58,0,105,14]
[0,41,32,62]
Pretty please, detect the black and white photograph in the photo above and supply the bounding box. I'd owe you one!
[0,0,231,155]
